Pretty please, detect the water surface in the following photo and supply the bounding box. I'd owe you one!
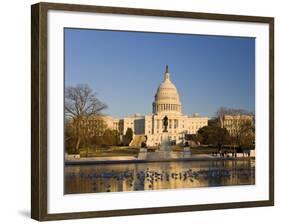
[65,160,255,194]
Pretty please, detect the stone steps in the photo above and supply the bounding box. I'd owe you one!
[129,135,146,147]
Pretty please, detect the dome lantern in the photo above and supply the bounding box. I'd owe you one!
[165,65,170,80]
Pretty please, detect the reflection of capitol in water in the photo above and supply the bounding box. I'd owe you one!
[64,160,255,194]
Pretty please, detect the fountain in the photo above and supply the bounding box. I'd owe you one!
[160,132,170,151]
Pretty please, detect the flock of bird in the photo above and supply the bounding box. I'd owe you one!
[66,166,255,193]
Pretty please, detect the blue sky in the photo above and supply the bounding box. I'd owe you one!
[64,28,255,118]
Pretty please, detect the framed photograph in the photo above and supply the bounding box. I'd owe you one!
[31,2,274,221]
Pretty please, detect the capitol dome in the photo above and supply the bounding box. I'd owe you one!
[152,65,182,115]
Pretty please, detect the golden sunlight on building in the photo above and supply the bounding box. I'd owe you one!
[223,115,254,136]
[100,65,208,147]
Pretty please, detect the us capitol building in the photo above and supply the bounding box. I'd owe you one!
[102,65,209,147]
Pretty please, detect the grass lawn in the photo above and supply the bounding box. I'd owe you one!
[170,145,219,154]
[190,147,219,155]
[79,146,139,157]
[78,145,222,157]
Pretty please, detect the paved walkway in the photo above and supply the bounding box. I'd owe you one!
[65,154,254,165]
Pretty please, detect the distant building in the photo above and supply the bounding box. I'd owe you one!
[68,115,115,137]
[207,115,254,136]
[222,115,254,136]
[208,118,219,127]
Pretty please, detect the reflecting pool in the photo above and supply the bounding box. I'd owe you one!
[64,160,255,194]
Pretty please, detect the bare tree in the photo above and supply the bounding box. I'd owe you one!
[216,107,253,128]
[65,84,107,118]
[215,107,255,157]
[65,84,107,153]
[216,107,228,128]
[230,118,255,148]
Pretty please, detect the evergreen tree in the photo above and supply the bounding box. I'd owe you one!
[123,128,133,146]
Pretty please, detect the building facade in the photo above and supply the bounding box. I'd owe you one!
[222,114,254,136]
[102,65,208,147]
